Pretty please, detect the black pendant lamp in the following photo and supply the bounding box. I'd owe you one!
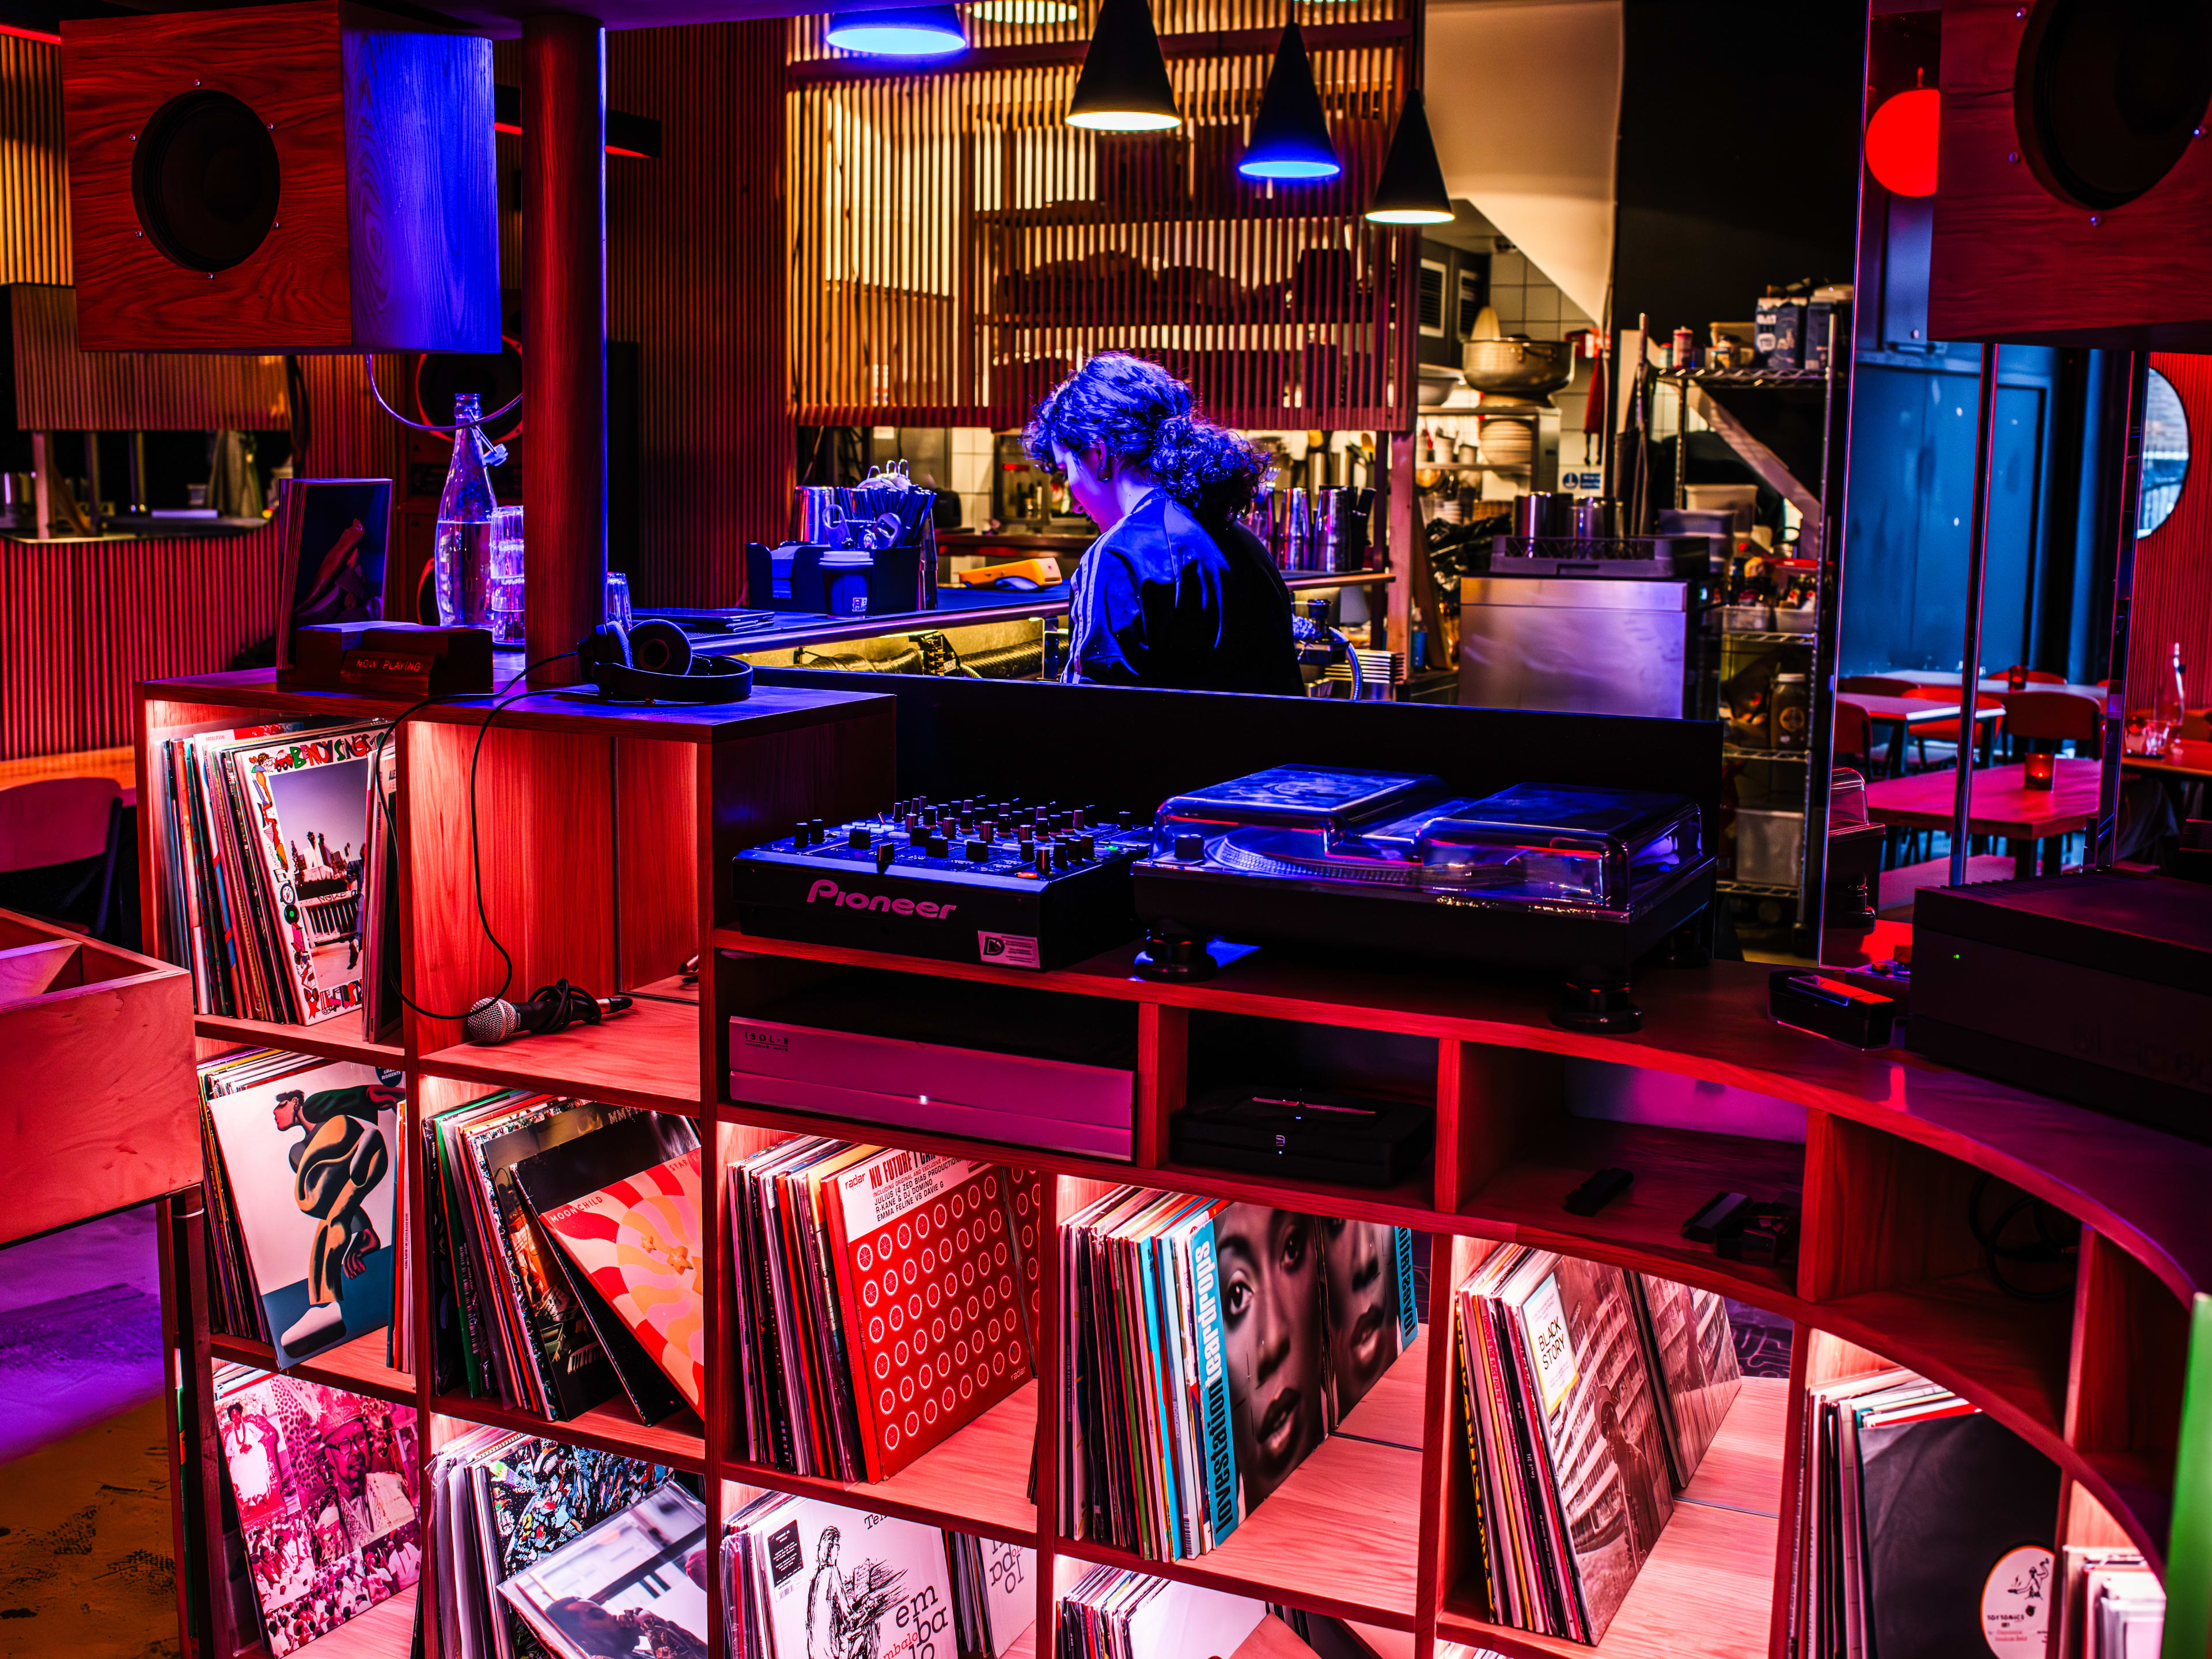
[1240,22,1340,179]
[1365,89,1453,223]
[1067,0,1181,130]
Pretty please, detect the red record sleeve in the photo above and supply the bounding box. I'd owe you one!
[824,1149,1033,1482]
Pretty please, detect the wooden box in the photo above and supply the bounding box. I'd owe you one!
[1931,0,2212,347]
[0,908,197,1248]
[61,0,499,354]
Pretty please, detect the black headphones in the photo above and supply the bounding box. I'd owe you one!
[577,619,754,704]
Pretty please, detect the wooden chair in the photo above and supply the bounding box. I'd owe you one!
[1838,675,1917,695]
[1832,699,1880,774]
[1903,684,2005,770]
[2001,688,2103,759]
[0,777,124,940]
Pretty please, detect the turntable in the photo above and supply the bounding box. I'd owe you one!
[1132,766,1717,1030]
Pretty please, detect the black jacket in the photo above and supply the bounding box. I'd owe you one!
[1063,490,1302,695]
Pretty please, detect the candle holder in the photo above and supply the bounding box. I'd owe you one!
[2024,751,2055,790]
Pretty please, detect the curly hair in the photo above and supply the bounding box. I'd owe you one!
[1022,353,1266,521]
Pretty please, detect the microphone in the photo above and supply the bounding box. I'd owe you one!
[464,982,634,1045]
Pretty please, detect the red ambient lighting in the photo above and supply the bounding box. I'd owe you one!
[1866,84,1940,198]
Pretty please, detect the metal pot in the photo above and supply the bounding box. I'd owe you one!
[1460,335,1574,397]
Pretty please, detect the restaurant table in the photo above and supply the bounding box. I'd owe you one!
[1838,692,2005,776]
[1862,757,2101,878]
[0,745,138,809]
[1876,668,2108,702]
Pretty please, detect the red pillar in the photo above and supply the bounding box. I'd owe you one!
[524,10,608,685]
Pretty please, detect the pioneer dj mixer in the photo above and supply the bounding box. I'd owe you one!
[732,797,1153,970]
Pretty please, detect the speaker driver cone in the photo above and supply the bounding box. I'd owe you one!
[2018,0,2212,210]
[132,89,281,272]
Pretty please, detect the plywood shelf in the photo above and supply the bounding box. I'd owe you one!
[1057,1340,1430,1631]
[1457,1118,1805,1308]
[420,994,702,1113]
[1437,1380,1787,1659]
[1812,1272,2073,1441]
[210,1330,414,1408]
[723,1381,1039,1547]
[428,1391,709,1475]
[195,1007,403,1067]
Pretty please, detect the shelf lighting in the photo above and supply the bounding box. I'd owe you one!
[1238,24,1340,180]
[1066,0,1180,131]
[1364,90,1453,224]
[965,0,1079,20]
[825,5,967,56]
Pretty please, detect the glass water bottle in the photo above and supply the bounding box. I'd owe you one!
[434,392,498,630]
[2154,642,2188,756]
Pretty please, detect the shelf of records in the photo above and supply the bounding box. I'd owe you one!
[213,1344,1433,1659]
[192,1047,2169,1659]
[156,716,403,1054]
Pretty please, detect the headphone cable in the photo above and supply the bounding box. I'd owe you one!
[363,650,577,1024]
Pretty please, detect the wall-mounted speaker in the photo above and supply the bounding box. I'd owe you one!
[62,0,500,354]
[1930,0,2212,346]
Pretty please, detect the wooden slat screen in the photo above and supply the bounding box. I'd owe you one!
[787,1,1416,431]
[0,35,69,287]
[9,285,291,431]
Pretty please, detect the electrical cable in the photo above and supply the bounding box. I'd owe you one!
[362,353,522,434]
[1967,1172,2080,1302]
[362,650,577,1023]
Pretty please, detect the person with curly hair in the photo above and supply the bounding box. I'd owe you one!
[1025,354,1301,694]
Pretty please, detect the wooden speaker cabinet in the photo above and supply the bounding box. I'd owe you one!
[62,0,499,354]
[1930,0,2212,347]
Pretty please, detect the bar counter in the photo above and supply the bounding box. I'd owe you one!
[707,567,1392,660]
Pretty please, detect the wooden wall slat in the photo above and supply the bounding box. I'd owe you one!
[9,285,291,431]
[0,35,69,286]
[786,2,1412,431]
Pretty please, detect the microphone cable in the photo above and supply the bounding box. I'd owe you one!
[363,649,577,1024]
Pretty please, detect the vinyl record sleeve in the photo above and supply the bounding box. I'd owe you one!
[225,723,385,1025]
[737,1491,957,1659]
[1855,1407,2058,1659]
[206,1058,404,1369]
[514,1112,703,1426]
[824,1150,1033,1482]
[215,1371,421,1658]
[1630,1272,1743,1489]
[537,1150,706,1414]
[496,1481,709,1659]
[1499,1251,1676,1642]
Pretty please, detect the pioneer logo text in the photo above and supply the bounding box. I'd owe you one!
[805,878,957,920]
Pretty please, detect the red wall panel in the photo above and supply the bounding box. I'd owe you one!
[2128,353,2212,711]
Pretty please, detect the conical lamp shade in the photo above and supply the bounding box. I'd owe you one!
[1366,89,1453,223]
[1240,23,1339,179]
[1067,0,1180,130]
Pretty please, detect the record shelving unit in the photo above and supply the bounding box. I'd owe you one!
[141,668,2211,1659]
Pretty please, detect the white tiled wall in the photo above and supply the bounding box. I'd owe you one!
[950,426,993,531]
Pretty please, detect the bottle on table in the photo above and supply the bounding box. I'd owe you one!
[2153,642,2188,759]
[434,392,498,630]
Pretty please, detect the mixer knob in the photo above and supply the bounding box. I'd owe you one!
[1077,834,1097,859]
[965,838,988,862]
[1018,837,1037,865]
[1173,834,1204,861]
[875,840,896,875]
[926,834,949,859]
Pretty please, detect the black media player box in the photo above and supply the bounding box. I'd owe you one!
[1907,872,2212,1141]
